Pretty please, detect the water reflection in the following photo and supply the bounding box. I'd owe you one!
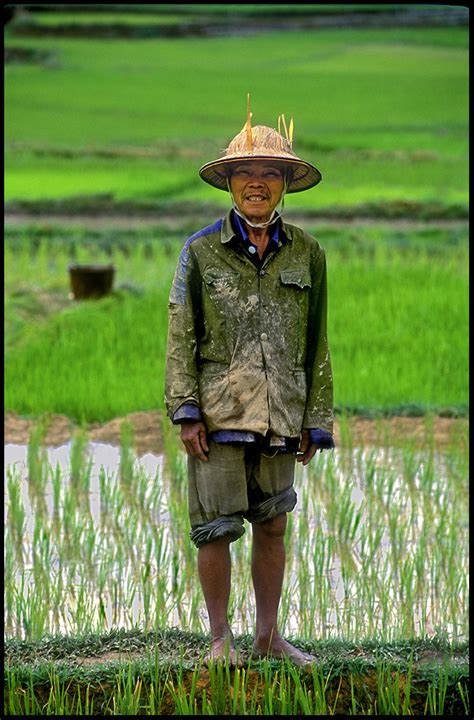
[4,441,467,642]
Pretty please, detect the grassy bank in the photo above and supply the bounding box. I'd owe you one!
[5,630,469,715]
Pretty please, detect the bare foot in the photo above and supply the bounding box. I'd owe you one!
[252,636,316,667]
[204,633,242,667]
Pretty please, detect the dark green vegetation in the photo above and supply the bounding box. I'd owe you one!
[4,629,469,716]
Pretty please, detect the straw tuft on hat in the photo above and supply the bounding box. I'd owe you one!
[199,100,321,193]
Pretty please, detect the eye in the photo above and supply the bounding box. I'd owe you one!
[234,168,250,177]
[264,171,281,178]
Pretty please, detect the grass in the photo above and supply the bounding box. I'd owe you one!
[13,12,197,26]
[4,224,469,421]
[4,27,468,213]
[4,630,470,715]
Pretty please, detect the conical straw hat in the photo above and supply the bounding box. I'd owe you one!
[199,109,321,193]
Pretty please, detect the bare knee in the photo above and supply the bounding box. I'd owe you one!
[252,513,287,539]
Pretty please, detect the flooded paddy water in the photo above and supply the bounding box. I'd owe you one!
[4,414,469,645]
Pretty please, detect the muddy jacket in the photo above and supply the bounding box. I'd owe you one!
[165,210,333,437]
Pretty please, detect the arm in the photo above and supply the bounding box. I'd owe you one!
[165,243,209,461]
[297,243,334,466]
[302,243,334,435]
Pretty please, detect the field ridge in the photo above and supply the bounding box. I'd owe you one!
[7,5,469,40]
[4,197,469,222]
[5,629,469,716]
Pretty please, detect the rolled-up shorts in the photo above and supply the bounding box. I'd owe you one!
[187,440,297,548]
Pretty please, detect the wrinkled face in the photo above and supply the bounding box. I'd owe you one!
[228,161,285,223]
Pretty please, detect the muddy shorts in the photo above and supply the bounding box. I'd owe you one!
[187,440,297,548]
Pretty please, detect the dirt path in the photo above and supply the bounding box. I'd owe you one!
[4,410,468,455]
[4,211,468,232]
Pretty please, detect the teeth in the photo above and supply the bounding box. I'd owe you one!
[248,196,265,201]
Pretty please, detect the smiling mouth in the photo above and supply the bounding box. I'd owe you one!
[246,195,267,202]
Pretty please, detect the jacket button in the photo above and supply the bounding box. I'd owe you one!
[260,332,268,341]
[259,270,266,277]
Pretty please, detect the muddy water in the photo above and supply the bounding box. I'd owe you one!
[5,441,163,534]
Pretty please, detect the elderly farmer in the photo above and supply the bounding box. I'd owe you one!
[165,102,334,666]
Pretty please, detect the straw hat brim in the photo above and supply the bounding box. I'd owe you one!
[199,155,322,194]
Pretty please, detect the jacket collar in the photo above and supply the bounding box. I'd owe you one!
[221,208,290,246]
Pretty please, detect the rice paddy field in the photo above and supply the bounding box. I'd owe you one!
[4,6,469,716]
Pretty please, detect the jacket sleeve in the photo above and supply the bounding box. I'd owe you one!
[303,242,334,435]
[164,242,202,421]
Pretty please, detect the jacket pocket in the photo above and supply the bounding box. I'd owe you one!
[202,269,241,359]
[203,268,240,295]
[280,269,311,290]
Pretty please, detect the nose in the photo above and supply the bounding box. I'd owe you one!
[248,174,265,184]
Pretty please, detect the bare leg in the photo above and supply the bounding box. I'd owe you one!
[251,514,316,666]
[197,535,239,665]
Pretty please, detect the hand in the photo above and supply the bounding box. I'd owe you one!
[180,421,209,462]
[296,429,318,466]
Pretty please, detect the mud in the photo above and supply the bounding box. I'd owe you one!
[4,410,164,456]
[4,410,468,455]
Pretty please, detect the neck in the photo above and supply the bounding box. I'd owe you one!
[232,204,278,229]
[247,223,269,245]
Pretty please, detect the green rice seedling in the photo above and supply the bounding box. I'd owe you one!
[24,10,193,26]
[376,662,403,715]
[44,672,75,715]
[288,660,334,715]
[5,667,23,715]
[6,466,26,567]
[261,660,278,715]
[32,514,56,611]
[5,26,468,209]
[111,665,144,715]
[80,516,96,574]
[14,575,50,641]
[69,428,93,518]
[4,541,16,635]
[26,421,49,516]
[5,422,468,643]
[166,655,202,715]
[73,583,100,637]
[119,420,135,490]
[424,666,449,715]
[145,648,172,715]
[5,231,469,420]
[5,668,41,715]
[457,681,470,716]
[73,683,94,715]
[228,664,250,715]
[51,461,62,538]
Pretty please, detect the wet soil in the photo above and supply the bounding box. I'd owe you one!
[4,410,468,455]
[4,410,164,456]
